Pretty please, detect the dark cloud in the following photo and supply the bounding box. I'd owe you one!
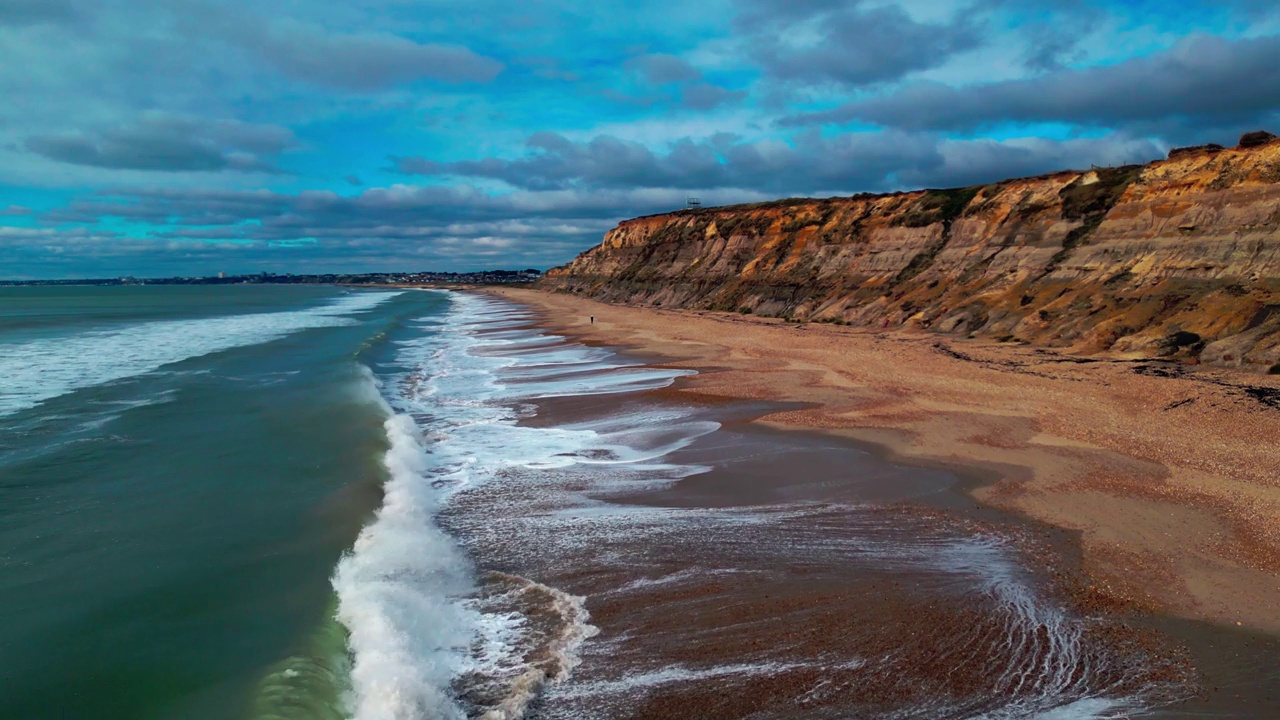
[41,184,686,234]
[147,5,506,90]
[516,56,581,82]
[972,0,1101,71]
[628,53,702,84]
[785,34,1280,132]
[897,135,1162,189]
[25,117,295,172]
[1020,24,1085,72]
[394,130,1160,196]
[620,52,744,110]
[0,0,77,26]
[733,0,851,25]
[1224,0,1280,17]
[680,83,746,110]
[736,0,982,86]
[345,175,364,186]
[248,25,505,89]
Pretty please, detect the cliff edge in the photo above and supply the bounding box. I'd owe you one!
[540,132,1280,371]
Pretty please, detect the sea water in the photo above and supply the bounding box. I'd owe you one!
[1,285,417,719]
[0,286,694,719]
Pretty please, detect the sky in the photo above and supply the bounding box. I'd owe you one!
[3,0,1280,279]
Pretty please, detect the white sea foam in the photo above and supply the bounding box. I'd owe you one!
[461,575,601,720]
[333,406,477,720]
[560,660,809,697]
[334,291,707,720]
[0,291,398,417]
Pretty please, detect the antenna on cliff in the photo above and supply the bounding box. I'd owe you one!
[686,196,701,209]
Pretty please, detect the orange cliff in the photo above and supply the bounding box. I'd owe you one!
[540,132,1280,371]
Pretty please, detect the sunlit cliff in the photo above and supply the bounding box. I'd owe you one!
[541,132,1280,371]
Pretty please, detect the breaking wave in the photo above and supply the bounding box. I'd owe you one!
[331,291,698,719]
[0,291,398,417]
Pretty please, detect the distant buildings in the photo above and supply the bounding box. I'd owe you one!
[1,269,543,287]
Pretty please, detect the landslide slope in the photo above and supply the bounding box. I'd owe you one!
[540,134,1280,370]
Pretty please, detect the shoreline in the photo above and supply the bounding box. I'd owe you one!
[453,288,1280,717]
[453,294,1190,718]
[478,286,1280,638]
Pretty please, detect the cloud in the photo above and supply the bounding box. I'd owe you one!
[735,0,982,86]
[628,53,702,84]
[394,129,1161,195]
[897,135,1162,189]
[971,0,1102,71]
[24,116,296,173]
[246,22,505,90]
[4,0,1280,280]
[16,183,687,277]
[517,56,582,82]
[785,33,1280,132]
[621,51,744,110]
[0,225,121,245]
[680,83,746,110]
[0,0,77,26]
[1223,0,1280,18]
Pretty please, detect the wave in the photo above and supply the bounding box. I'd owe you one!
[0,291,399,417]
[458,573,599,720]
[331,291,703,720]
[250,597,352,720]
[332,401,477,720]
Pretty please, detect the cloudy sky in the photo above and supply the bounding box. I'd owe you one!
[3,0,1279,279]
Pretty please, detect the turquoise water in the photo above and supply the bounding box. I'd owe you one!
[0,286,440,720]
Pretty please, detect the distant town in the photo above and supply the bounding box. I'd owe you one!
[0,269,543,287]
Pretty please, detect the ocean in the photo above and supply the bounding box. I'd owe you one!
[2,284,1270,719]
[0,285,690,719]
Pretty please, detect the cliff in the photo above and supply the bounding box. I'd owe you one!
[540,133,1280,371]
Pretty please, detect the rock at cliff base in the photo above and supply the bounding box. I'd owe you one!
[1238,131,1278,148]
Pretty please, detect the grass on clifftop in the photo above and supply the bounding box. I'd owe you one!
[1058,165,1143,220]
[895,186,983,228]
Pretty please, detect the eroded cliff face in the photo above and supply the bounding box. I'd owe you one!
[541,135,1280,371]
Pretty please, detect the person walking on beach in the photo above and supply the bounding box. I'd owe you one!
[590,316,594,324]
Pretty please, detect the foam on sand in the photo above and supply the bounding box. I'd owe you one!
[332,291,701,719]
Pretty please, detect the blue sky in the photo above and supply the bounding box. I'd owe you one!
[2,0,1279,279]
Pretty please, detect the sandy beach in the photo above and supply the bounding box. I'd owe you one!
[485,287,1280,638]
[438,294,1207,719]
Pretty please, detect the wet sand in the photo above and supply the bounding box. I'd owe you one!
[484,287,1280,638]
[414,293,1274,717]
[437,286,1280,718]
[443,380,1191,718]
